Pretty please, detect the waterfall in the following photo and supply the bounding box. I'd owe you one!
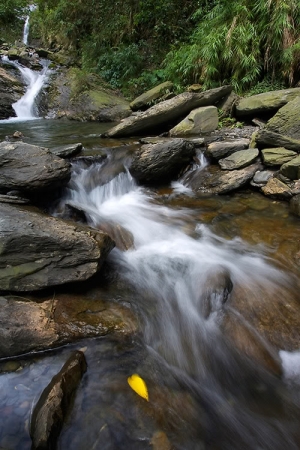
[0,55,49,122]
[23,5,37,45]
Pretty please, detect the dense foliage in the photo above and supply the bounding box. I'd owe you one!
[0,0,28,42]
[10,0,300,95]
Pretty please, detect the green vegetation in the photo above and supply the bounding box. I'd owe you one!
[7,0,300,97]
[0,0,28,42]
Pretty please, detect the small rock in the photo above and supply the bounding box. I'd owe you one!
[261,178,292,199]
[261,147,297,166]
[206,139,250,160]
[219,148,259,170]
[251,170,274,186]
[290,194,300,217]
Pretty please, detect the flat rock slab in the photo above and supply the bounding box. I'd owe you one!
[0,203,114,291]
[169,106,218,136]
[184,163,261,194]
[236,88,300,118]
[106,86,232,137]
[219,148,259,170]
[0,293,137,358]
[280,155,300,180]
[50,143,83,158]
[206,139,249,160]
[261,147,297,166]
[256,129,300,152]
[130,138,195,184]
[0,141,71,193]
[30,351,87,450]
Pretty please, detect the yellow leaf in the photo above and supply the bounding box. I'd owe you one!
[127,373,149,401]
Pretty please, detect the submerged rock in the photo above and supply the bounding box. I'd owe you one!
[0,203,114,291]
[106,86,232,137]
[130,138,195,184]
[0,141,71,193]
[290,194,300,216]
[30,351,87,450]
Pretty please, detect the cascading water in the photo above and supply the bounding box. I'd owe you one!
[23,5,37,45]
[55,158,300,449]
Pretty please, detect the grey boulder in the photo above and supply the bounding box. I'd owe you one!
[219,148,259,170]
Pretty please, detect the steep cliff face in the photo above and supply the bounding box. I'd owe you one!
[0,64,24,119]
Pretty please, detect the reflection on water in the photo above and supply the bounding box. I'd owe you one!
[0,120,300,449]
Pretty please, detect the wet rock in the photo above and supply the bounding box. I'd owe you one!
[106,86,232,137]
[0,193,29,204]
[200,267,233,319]
[50,143,82,158]
[169,106,218,136]
[206,139,250,160]
[0,67,24,119]
[30,351,87,450]
[250,170,274,187]
[0,292,137,358]
[12,131,23,139]
[0,142,71,193]
[0,203,114,291]
[98,222,134,251]
[185,163,261,195]
[261,147,297,166]
[219,148,259,170]
[280,155,300,180]
[261,177,292,199]
[130,138,195,184]
[130,81,173,111]
[290,194,300,217]
[236,88,300,118]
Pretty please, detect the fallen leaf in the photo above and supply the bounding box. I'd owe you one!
[127,373,149,401]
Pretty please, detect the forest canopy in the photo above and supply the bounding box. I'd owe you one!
[8,0,300,95]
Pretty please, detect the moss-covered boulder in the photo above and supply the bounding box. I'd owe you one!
[169,106,218,136]
[265,97,300,137]
[280,155,300,180]
[45,69,131,122]
[236,88,300,118]
[261,148,297,166]
[130,81,173,111]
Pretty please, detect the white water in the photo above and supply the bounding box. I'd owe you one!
[1,56,49,122]
[56,160,300,448]
[22,5,37,45]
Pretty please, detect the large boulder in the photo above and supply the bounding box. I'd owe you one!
[205,139,250,160]
[105,86,232,138]
[30,351,87,450]
[0,66,24,119]
[261,147,297,166]
[169,106,218,136]
[45,69,131,121]
[236,88,300,118]
[264,97,300,139]
[0,203,114,291]
[184,163,261,194]
[130,81,173,111]
[129,138,195,184]
[219,148,259,170]
[280,155,300,180]
[0,141,71,193]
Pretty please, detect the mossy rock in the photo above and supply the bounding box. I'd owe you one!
[130,81,173,111]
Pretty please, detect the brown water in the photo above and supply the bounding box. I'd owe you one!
[0,120,300,450]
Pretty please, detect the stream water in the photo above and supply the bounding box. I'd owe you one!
[0,118,300,449]
[1,14,300,448]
